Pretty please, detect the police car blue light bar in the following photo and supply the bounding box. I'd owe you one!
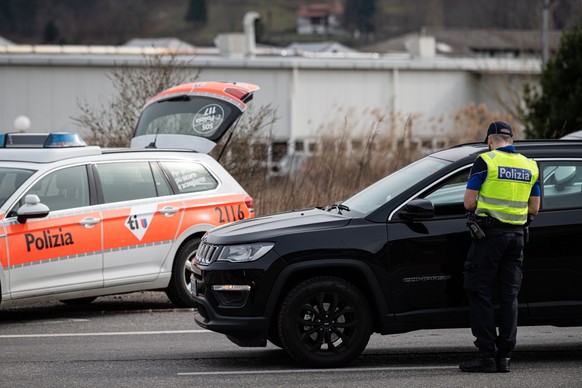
[0,132,87,148]
[43,132,87,148]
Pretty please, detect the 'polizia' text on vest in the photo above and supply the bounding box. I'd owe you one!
[476,150,539,225]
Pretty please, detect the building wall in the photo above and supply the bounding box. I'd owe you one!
[0,53,540,151]
[0,64,110,134]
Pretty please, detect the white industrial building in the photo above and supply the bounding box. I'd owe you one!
[0,29,542,157]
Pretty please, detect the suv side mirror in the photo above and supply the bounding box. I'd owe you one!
[17,194,50,224]
[398,198,435,220]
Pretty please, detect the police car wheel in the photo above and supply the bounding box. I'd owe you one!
[278,276,372,368]
[166,237,200,308]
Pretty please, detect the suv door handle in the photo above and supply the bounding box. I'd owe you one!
[79,217,101,228]
[159,206,179,216]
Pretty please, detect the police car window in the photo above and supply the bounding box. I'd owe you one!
[540,162,582,210]
[135,97,236,141]
[96,162,157,203]
[22,166,89,212]
[0,168,35,207]
[161,162,218,194]
[151,162,173,197]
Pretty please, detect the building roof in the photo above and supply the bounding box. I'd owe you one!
[286,41,356,54]
[123,38,196,52]
[363,28,563,57]
[297,2,343,18]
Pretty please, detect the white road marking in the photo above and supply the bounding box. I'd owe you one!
[0,329,209,339]
[178,366,458,376]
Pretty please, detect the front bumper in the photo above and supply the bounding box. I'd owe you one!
[192,286,269,347]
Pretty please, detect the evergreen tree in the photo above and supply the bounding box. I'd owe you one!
[185,0,207,24]
[523,19,582,138]
[343,0,377,38]
[43,21,59,44]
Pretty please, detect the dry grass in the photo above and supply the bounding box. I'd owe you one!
[73,56,514,216]
[217,103,515,216]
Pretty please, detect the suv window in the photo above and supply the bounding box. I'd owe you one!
[541,162,582,209]
[22,165,89,212]
[161,161,218,194]
[96,162,157,203]
[422,169,469,217]
[345,156,452,215]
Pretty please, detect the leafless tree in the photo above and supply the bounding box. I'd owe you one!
[73,54,198,147]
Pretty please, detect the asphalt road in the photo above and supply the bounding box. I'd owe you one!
[1,292,581,388]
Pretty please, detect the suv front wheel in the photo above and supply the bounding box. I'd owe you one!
[278,276,372,368]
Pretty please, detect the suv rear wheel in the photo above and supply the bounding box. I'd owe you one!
[166,237,200,308]
[278,276,372,368]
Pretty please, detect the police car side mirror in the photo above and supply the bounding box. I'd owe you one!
[398,199,435,220]
[17,194,50,224]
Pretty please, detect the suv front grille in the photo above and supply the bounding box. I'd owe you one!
[195,241,222,265]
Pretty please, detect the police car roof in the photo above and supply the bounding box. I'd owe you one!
[0,132,205,163]
[0,146,103,163]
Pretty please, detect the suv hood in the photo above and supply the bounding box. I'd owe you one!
[131,81,259,153]
[208,208,351,244]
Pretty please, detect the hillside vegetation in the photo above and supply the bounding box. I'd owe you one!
[0,0,580,47]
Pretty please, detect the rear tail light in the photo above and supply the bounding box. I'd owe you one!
[225,87,250,102]
[244,196,254,213]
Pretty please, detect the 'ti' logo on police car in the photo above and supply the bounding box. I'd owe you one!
[125,204,157,241]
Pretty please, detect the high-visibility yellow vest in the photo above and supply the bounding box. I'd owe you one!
[476,150,539,225]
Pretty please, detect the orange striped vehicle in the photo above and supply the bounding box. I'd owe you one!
[0,81,258,308]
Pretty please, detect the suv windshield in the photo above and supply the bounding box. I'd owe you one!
[0,167,35,207]
[343,156,452,214]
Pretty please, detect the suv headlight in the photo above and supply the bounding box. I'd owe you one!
[217,242,274,263]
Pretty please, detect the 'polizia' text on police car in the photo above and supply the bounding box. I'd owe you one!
[0,81,258,308]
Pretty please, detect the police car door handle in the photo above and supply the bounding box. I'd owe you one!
[159,206,179,216]
[79,217,100,228]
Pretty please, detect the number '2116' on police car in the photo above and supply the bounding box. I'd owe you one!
[0,81,258,308]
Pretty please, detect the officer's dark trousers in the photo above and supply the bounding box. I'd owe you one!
[463,228,524,356]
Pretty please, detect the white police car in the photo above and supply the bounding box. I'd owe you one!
[0,81,257,308]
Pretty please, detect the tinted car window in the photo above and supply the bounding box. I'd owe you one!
[344,156,451,214]
[161,162,218,194]
[134,96,238,142]
[422,170,469,217]
[541,162,582,209]
[25,165,89,211]
[96,162,157,203]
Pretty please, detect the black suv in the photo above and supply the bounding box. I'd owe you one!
[191,139,582,367]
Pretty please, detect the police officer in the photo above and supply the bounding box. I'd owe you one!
[460,121,540,373]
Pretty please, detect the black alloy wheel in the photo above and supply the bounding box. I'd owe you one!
[278,276,372,368]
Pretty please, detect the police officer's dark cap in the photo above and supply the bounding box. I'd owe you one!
[484,121,513,143]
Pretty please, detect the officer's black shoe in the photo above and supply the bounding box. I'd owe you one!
[459,356,497,373]
[496,357,510,373]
